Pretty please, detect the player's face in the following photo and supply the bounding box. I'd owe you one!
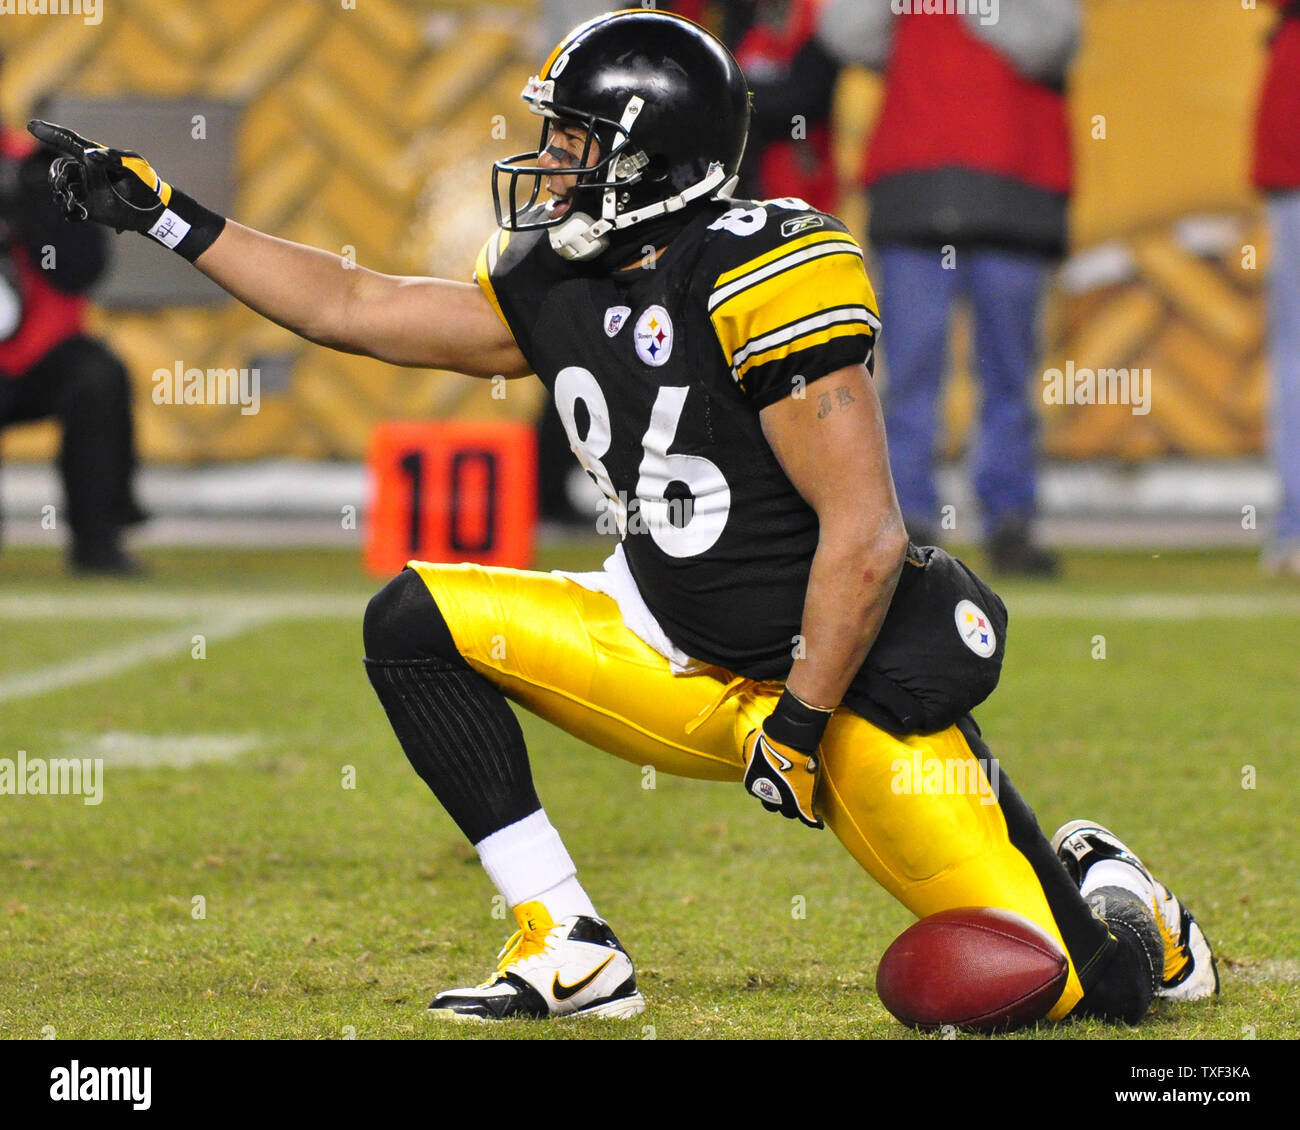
[536,120,601,220]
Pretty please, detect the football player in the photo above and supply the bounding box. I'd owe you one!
[30,8,1217,1026]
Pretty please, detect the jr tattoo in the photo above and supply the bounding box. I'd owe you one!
[816,385,857,419]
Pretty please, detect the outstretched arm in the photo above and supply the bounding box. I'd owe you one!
[195,222,530,377]
[28,119,531,379]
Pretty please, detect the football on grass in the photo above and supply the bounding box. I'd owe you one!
[875,907,1069,1033]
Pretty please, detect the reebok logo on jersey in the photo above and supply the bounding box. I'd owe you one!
[604,305,631,337]
[780,214,824,238]
[634,305,673,366]
[552,955,615,1001]
[954,599,997,658]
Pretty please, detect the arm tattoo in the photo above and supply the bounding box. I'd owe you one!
[816,385,858,419]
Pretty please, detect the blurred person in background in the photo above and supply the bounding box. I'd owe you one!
[540,0,622,56]
[0,113,146,574]
[674,0,840,210]
[1255,0,1300,577]
[819,0,1079,576]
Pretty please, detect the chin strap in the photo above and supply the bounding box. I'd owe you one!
[548,211,612,262]
[548,163,732,262]
[543,89,738,263]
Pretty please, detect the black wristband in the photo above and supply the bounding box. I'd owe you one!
[145,186,226,263]
[762,688,833,754]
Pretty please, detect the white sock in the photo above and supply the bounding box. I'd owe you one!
[475,810,598,920]
[1081,859,1156,906]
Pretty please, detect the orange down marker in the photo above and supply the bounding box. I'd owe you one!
[364,420,537,575]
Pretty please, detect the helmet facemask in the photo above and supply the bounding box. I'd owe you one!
[492,78,730,262]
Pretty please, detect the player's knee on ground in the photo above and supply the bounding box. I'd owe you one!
[1071,887,1161,1025]
[363,567,466,664]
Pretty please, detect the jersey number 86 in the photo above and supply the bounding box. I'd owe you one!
[554,365,731,558]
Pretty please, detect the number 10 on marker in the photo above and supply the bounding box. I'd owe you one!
[364,420,537,575]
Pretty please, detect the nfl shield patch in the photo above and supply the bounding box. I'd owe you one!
[604,305,631,337]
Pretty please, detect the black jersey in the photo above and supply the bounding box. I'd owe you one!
[477,198,878,674]
[475,198,1006,734]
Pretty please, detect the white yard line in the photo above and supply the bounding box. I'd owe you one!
[0,590,1297,622]
[1227,959,1300,985]
[0,593,364,620]
[1007,593,1300,619]
[72,731,263,768]
[0,611,275,704]
[0,589,1296,706]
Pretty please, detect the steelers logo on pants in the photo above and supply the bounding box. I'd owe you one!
[955,599,997,658]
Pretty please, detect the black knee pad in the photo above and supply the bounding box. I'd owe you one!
[363,569,536,842]
[363,568,467,663]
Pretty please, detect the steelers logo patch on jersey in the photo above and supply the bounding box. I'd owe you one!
[634,305,674,366]
[954,599,997,658]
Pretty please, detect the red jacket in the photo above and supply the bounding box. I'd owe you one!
[864,12,1072,255]
[1254,1,1300,191]
[731,0,837,210]
[0,127,87,378]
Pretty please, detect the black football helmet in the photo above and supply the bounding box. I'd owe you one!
[492,8,751,262]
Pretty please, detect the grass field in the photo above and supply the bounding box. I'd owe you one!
[0,540,1296,1042]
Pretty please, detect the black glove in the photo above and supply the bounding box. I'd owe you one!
[27,119,225,262]
[741,688,833,830]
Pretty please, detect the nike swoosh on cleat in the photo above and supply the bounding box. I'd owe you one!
[552,955,616,1002]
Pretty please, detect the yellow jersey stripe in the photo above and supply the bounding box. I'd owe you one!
[711,252,879,365]
[712,230,859,292]
[731,306,879,374]
[709,241,863,314]
[487,227,510,273]
[735,321,874,383]
[473,234,511,331]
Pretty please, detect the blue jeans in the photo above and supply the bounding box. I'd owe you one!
[874,244,1048,532]
[1268,192,1300,547]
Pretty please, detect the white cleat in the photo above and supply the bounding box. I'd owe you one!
[427,900,646,1021]
[1052,820,1219,1001]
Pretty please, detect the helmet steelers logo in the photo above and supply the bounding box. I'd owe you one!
[954,599,997,658]
[634,305,674,367]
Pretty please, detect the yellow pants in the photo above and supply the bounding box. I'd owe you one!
[409,559,1084,1018]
